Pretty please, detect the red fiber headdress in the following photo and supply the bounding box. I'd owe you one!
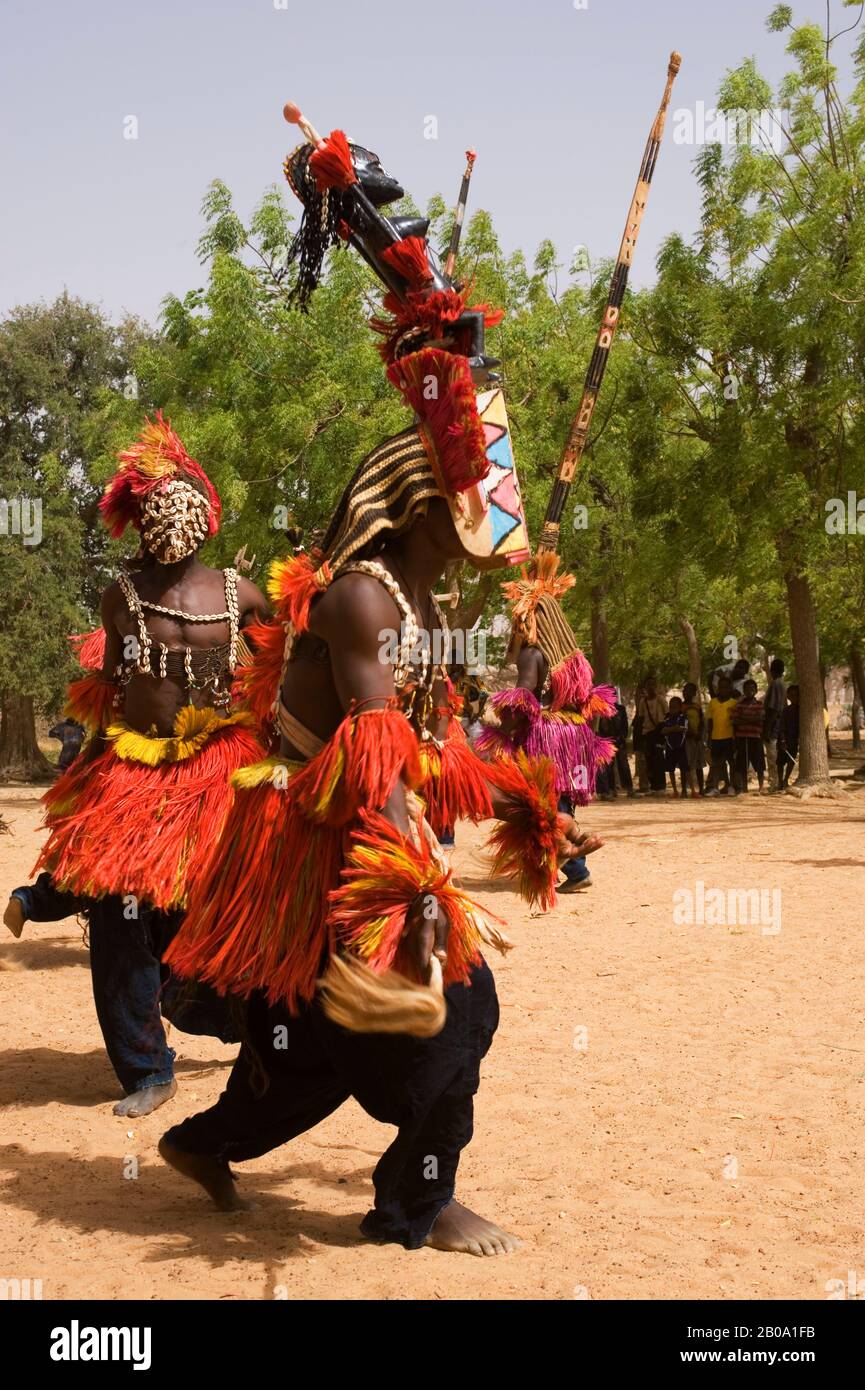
[99,412,221,540]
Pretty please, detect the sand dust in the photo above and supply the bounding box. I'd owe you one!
[1,778,864,1301]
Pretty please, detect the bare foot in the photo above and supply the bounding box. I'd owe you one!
[426,1200,521,1256]
[3,897,25,939]
[113,1080,177,1118]
[158,1135,252,1211]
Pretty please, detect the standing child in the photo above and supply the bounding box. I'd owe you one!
[661,696,690,797]
[778,684,800,789]
[732,678,766,792]
[682,682,705,796]
[706,674,738,795]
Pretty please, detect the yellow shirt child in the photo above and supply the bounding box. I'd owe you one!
[706,696,737,740]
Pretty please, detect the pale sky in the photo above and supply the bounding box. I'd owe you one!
[0,0,837,325]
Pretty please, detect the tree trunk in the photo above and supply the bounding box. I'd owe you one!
[783,571,830,786]
[590,582,611,684]
[0,693,55,783]
[678,615,701,687]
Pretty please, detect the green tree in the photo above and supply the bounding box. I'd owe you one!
[0,295,147,780]
[623,3,865,784]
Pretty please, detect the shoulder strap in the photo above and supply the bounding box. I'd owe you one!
[116,571,143,618]
[338,560,418,687]
[223,568,240,671]
[116,573,152,673]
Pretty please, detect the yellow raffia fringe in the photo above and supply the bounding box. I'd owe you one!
[313,743,345,817]
[417,746,442,782]
[106,706,255,766]
[266,557,294,608]
[231,755,303,789]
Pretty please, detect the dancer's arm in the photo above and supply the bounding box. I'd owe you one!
[315,572,453,976]
[236,576,270,629]
[99,582,126,679]
[315,570,414,835]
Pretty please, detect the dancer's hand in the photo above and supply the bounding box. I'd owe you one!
[556,814,603,864]
[404,894,449,985]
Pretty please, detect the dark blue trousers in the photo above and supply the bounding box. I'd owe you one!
[164,960,500,1250]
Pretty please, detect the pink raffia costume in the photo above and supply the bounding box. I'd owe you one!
[476,552,616,805]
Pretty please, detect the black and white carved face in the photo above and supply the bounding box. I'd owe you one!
[348,143,404,207]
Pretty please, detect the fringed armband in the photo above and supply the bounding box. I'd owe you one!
[483,753,560,910]
[64,673,119,733]
[582,683,617,721]
[291,706,422,827]
[474,686,540,760]
[490,686,542,719]
[268,551,332,630]
[68,627,106,672]
[549,650,594,712]
[419,720,494,836]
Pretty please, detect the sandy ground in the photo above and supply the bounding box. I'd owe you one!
[1,768,864,1302]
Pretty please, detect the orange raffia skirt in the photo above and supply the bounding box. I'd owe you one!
[35,706,264,912]
[165,707,495,1016]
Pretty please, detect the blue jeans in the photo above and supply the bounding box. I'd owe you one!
[86,896,178,1094]
[557,796,590,883]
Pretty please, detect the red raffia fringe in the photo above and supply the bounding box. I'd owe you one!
[419,722,494,837]
[328,810,483,987]
[232,554,334,728]
[69,628,106,672]
[380,236,434,291]
[291,706,422,826]
[165,771,344,1012]
[387,347,489,494]
[308,129,357,191]
[36,722,263,911]
[371,288,502,367]
[482,752,560,910]
[64,673,119,732]
[232,618,285,728]
[167,709,434,1010]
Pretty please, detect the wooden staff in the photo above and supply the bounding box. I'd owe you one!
[444,149,477,279]
[537,51,682,554]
